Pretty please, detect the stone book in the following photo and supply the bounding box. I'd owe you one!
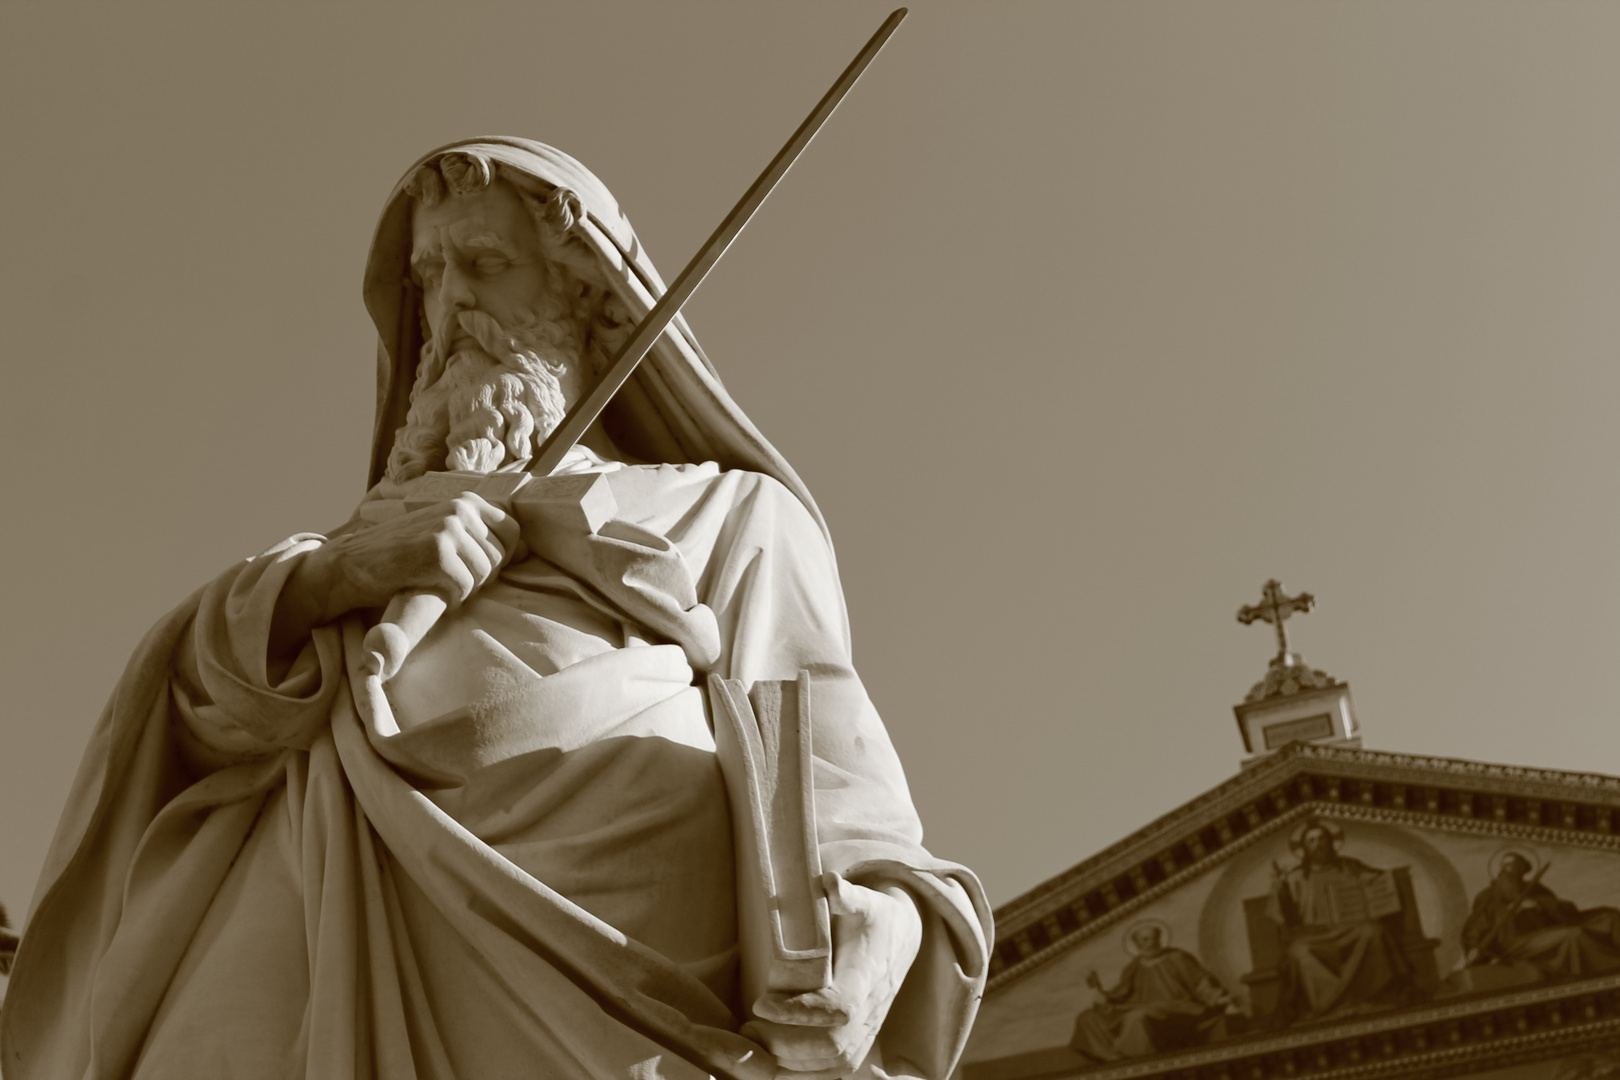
[709,672,834,1006]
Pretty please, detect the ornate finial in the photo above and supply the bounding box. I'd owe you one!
[1232,578,1354,753]
[1237,579,1315,667]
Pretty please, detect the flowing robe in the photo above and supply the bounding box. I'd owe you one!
[2,454,990,1080]
[1463,877,1620,979]
[1068,949,1230,1062]
[1266,856,1414,1020]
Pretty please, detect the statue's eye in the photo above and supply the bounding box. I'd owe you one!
[476,255,509,275]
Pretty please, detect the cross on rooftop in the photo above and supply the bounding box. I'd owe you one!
[1237,579,1315,665]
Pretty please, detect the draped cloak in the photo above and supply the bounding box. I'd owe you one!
[1,139,991,1080]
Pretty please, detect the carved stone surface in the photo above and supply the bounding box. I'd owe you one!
[967,741,1620,1080]
[1244,657,1340,704]
[0,141,990,1080]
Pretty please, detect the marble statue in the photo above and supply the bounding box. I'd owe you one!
[0,140,990,1080]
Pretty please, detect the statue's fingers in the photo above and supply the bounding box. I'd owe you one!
[450,497,502,546]
[491,512,526,566]
[448,491,497,524]
[464,523,505,580]
[504,534,529,566]
[482,500,522,554]
[434,534,481,603]
[447,510,505,573]
[740,1019,849,1073]
[752,989,849,1027]
[822,872,862,919]
[464,527,501,583]
[773,1065,852,1080]
[740,1018,813,1057]
[468,501,524,568]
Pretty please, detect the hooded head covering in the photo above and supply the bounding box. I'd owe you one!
[362,136,825,534]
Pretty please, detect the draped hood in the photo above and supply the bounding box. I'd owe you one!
[361,136,825,534]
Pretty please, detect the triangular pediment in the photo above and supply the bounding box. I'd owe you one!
[965,744,1620,1080]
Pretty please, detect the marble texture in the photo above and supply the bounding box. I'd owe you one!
[1,140,989,1080]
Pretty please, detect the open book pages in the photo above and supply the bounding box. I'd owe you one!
[1325,872,1402,926]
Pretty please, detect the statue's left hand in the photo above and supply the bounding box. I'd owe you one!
[744,875,923,1079]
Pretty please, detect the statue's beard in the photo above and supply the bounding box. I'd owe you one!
[387,305,582,483]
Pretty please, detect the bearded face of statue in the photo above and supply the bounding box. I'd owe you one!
[387,172,591,482]
[412,179,553,356]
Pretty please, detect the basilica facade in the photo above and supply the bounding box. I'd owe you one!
[960,584,1620,1080]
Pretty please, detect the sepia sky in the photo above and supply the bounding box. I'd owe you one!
[3,1,1620,924]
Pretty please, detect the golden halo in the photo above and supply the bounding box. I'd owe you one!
[1288,817,1345,856]
[1121,918,1173,956]
[1488,846,1541,881]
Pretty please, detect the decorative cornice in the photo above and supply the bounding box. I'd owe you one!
[987,744,1620,987]
[997,744,1620,925]
[1038,975,1620,1080]
[1306,746,1620,798]
[990,802,1620,990]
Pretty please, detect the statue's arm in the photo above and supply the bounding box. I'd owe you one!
[267,492,522,672]
[173,492,521,773]
[169,536,347,773]
[674,469,990,1078]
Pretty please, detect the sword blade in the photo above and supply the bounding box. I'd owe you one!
[364,9,909,680]
[529,7,908,476]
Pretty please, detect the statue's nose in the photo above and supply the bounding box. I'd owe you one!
[440,263,477,311]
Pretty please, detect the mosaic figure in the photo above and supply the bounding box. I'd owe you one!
[1069,921,1235,1063]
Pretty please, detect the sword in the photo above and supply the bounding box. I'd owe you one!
[364,8,909,679]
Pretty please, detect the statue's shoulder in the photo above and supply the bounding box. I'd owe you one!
[608,461,802,516]
[605,464,829,570]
